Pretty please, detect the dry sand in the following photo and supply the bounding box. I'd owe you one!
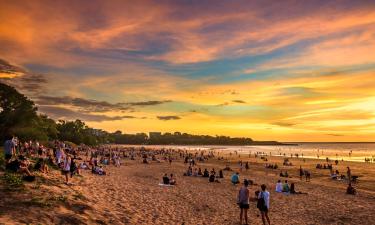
[1,148,375,225]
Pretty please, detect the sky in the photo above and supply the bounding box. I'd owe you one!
[1,0,375,142]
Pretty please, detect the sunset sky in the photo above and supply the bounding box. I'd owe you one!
[1,0,375,141]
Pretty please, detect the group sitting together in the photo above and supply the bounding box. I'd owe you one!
[162,173,176,185]
[265,163,278,169]
[316,163,332,170]
[275,180,307,194]
[183,166,223,182]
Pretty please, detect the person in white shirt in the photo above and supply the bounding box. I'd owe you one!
[62,155,71,184]
[275,180,283,193]
[258,184,271,225]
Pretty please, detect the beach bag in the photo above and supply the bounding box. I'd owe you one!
[257,192,266,210]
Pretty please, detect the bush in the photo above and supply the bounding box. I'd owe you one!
[3,172,24,188]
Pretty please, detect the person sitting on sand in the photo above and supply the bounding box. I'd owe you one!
[280,170,288,177]
[163,173,170,184]
[211,168,216,176]
[346,183,356,195]
[169,174,176,185]
[223,164,232,171]
[209,172,215,182]
[198,168,203,176]
[219,170,224,178]
[330,171,338,179]
[237,179,250,225]
[231,172,240,185]
[34,158,49,174]
[282,180,290,192]
[290,183,307,194]
[203,168,209,177]
[94,165,106,175]
[79,161,90,170]
[193,168,198,176]
[6,155,33,176]
[275,180,283,193]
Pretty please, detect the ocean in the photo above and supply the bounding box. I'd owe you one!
[119,143,375,162]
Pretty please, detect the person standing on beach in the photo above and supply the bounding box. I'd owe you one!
[347,167,351,183]
[299,166,304,180]
[257,184,271,225]
[237,179,250,225]
[62,155,72,184]
[4,134,16,164]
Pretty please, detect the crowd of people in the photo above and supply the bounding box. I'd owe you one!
[3,135,362,225]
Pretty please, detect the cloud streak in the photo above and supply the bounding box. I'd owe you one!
[1,1,375,141]
[38,106,136,122]
[156,116,181,121]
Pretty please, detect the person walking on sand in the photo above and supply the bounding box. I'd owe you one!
[62,155,72,185]
[347,167,351,183]
[257,184,271,225]
[299,166,304,180]
[237,179,250,225]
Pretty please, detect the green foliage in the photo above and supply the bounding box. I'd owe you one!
[0,83,111,146]
[0,83,38,141]
[56,120,112,146]
[3,172,24,188]
[111,131,254,145]
[112,131,148,144]
[51,194,68,203]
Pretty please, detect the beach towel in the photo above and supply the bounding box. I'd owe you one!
[158,183,174,187]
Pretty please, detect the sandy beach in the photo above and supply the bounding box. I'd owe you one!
[1,146,375,225]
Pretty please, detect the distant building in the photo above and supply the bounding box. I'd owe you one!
[149,132,162,139]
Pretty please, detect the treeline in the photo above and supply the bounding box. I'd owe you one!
[0,83,112,145]
[1,83,261,146]
[111,131,253,145]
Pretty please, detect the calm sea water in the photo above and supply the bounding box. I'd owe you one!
[120,143,375,162]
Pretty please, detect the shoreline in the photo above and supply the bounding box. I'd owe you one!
[109,144,375,163]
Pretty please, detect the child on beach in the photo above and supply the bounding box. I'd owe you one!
[231,172,240,185]
[290,183,307,194]
[169,174,176,185]
[237,179,250,225]
[282,180,290,193]
[346,183,356,195]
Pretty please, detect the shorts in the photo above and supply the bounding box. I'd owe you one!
[239,203,249,209]
[5,154,12,160]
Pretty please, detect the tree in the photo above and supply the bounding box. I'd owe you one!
[0,82,39,141]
